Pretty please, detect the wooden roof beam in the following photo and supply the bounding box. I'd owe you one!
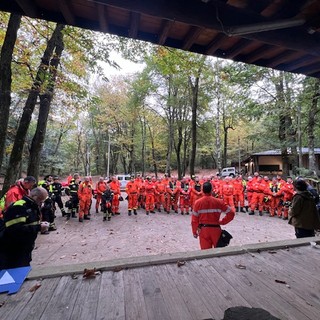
[15,0,37,17]
[58,0,75,25]
[284,56,320,72]
[244,44,275,63]
[224,39,252,59]
[182,26,203,50]
[96,3,109,33]
[93,0,320,56]
[128,12,140,38]
[205,33,226,55]
[158,19,174,45]
[296,63,320,76]
[267,51,302,68]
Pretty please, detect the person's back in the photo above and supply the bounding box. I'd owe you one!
[289,179,320,238]
[192,182,235,249]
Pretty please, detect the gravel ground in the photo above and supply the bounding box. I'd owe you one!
[32,195,296,268]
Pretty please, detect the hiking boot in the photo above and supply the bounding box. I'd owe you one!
[96,208,99,214]
[245,206,249,212]
[84,215,90,220]
[259,211,263,216]
[133,209,137,215]
[128,210,132,216]
[282,216,288,220]
[248,211,254,215]
[240,207,246,213]
[108,217,111,221]
[79,218,83,222]
[49,223,57,231]
[103,217,107,221]
[151,210,155,213]
[146,211,149,215]
[158,209,161,212]
[71,213,76,218]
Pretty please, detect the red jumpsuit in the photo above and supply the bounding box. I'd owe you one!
[109,179,121,214]
[95,180,107,212]
[280,182,294,218]
[211,178,222,198]
[250,179,265,214]
[169,179,180,213]
[179,182,190,215]
[265,182,281,217]
[245,179,254,209]
[5,181,29,210]
[155,181,166,212]
[233,178,245,209]
[78,181,93,219]
[164,183,173,213]
[145,181,156,214]
[221,181,235,212]
[125,180,139,214]
[190,182,203,210]
[192,194,235,249]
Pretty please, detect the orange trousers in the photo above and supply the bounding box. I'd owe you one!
[79,198,91,218]
[199,227,222,249]
[250,192,264,211]
[112,194,120,214]
[145,194,155,211]
[128,193,138,210]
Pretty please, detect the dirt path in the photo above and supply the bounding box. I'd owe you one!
[32,195,296,267]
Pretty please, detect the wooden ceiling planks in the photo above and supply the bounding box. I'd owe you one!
[1,0,320,78]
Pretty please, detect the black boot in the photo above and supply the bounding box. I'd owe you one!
[259,211,263,216]
[103,217,107,221]
[248,211,254,215]
[84,215,90,220]
[133,209,137,215]
[128,210,132,216]
[146,211,149,215]
[240,207,245,213]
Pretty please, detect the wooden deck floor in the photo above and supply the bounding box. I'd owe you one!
[1,243,320,320]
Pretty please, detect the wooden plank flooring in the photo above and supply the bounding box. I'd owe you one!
[1,245,320,320]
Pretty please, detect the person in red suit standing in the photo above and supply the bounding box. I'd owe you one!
[192,182,235,249]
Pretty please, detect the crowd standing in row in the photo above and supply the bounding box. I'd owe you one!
[1,171,319,268]
[124,172,302,220]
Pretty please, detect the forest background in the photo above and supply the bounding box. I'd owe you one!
[0,13,320,195]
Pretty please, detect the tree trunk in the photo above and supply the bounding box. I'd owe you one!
[0,14,21,172]
[27,24,65,179]
[2,23,64,194]
[308,78,320,175]
[148,124,157,177]
[188,75,200,177]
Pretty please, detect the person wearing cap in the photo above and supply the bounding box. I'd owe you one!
[0,187,48,269]
[4,176,36,210]
[125,175,139,215]
[289,179,320,238]
[192,182,235,249]
[109,176,121,215]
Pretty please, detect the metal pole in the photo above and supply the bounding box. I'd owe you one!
[107,133,111,179]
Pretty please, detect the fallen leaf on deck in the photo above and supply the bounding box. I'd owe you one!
[275,279,287,284]
[146,247,151,250]
[29,283,42,292]
[72,253,77,256]
[83,268,97,279]
[71,274,78,279]
[177,260,186,267]
[235,264,246,269]
[0,301,5,308]
[268,251,277,254]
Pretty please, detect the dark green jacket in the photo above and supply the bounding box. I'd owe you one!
[289,191,320,230]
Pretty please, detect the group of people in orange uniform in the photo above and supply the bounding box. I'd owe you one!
[63,171,294,221]
[124,172,294,219]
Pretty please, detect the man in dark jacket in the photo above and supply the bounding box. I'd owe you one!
[0,187,48,269]
[289,179,320,238]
